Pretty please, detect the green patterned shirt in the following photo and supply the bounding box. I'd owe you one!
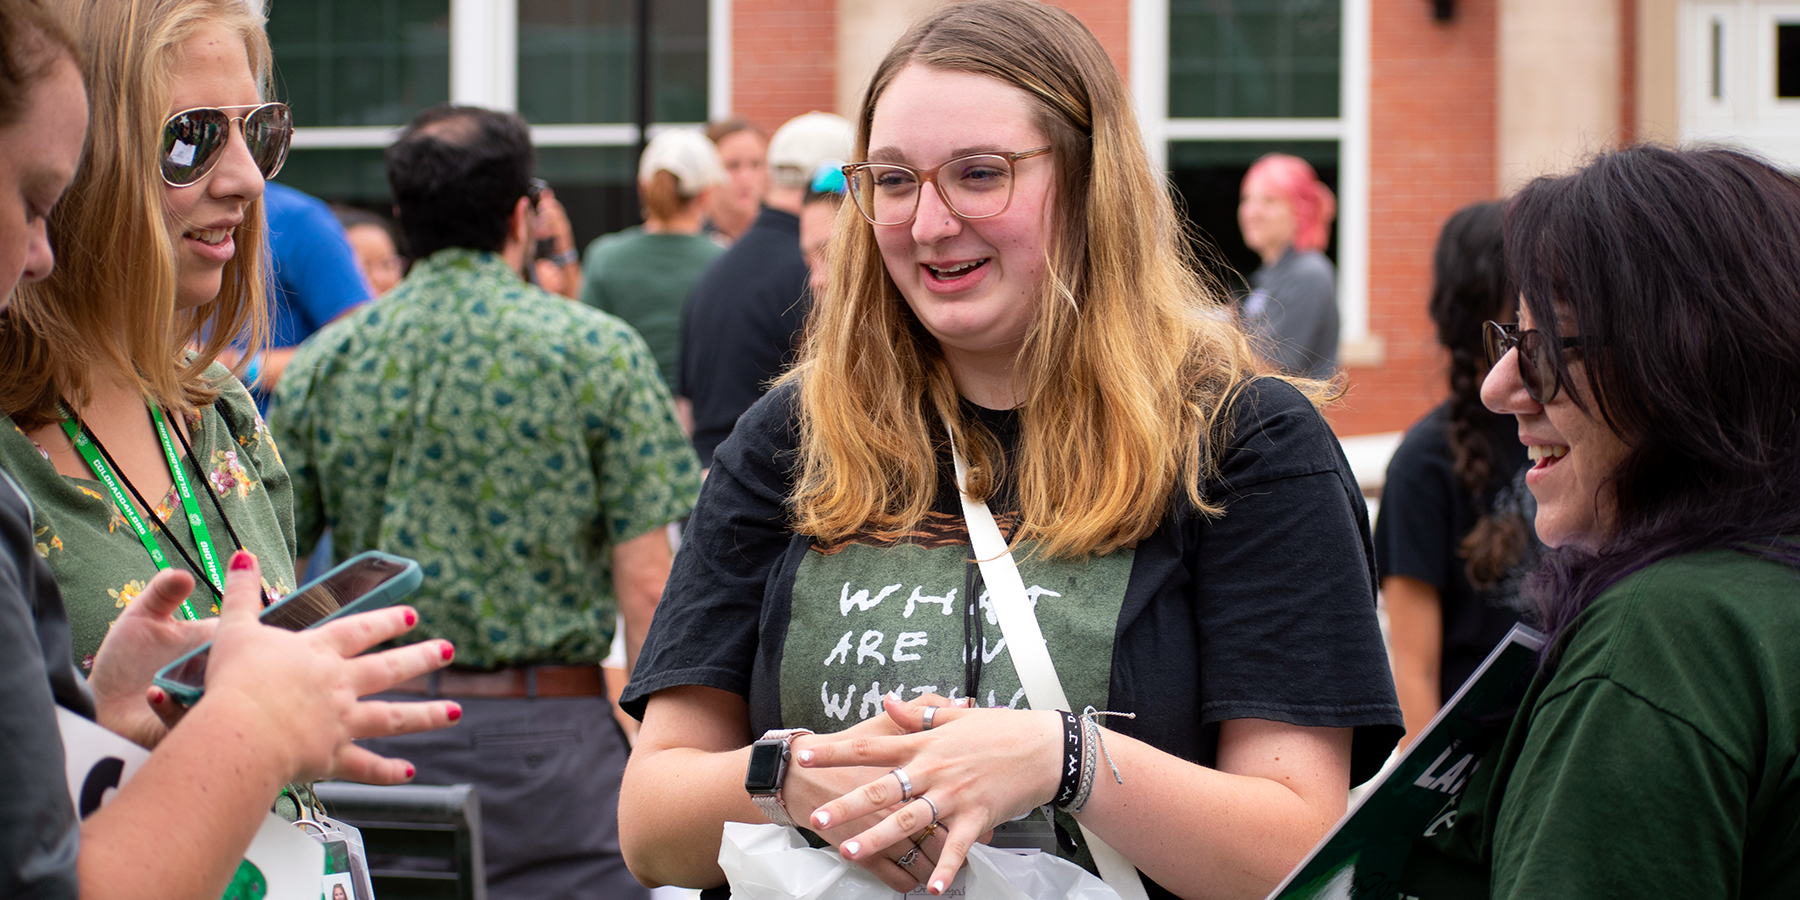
[0,364,298,667]
[272,248,701,668]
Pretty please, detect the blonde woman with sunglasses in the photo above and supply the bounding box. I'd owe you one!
[0,2,459,899]
[0,0,298,672]
[618,3,1401,898]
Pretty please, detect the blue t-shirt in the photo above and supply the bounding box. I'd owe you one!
[263,182,371,348]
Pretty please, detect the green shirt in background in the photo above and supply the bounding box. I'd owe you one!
[273,248,701,669]
[1404,546,1800,898]
[579,227,725,392]
[0,364,298,666]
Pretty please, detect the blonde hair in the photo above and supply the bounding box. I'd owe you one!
[788,0,1315,558]
[0,0,271,429]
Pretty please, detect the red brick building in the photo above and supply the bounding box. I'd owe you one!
[278,0,1783,439]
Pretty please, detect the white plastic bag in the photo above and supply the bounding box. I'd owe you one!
[719,822,1123,900]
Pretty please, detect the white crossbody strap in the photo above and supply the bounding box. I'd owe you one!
[945,421,1151,900]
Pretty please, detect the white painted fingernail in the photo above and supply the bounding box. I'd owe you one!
[843,840,860,856]
[813,809,831,828]
[798,749,814,764]
[932,881,946,894]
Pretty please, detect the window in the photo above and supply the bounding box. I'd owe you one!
[1169,0,1341,119]
[269,0,450,128]
[266,0,710,250]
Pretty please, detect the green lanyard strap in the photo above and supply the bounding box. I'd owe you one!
[58,406,218,621]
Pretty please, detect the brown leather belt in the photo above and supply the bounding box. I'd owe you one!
[389,664,606,699]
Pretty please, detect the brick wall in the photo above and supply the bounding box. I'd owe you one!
[1329,0,1499,437]
[733,0,840,136]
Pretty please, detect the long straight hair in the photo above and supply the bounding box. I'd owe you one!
[0,0,271,429]
[1507,146,1800,654]
[787,0,1299,558]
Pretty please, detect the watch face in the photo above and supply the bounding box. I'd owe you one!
[745,739,785,793]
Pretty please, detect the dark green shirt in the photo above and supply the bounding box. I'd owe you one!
[273,248,701,668]
[579,227,725,392]
[1405,546,1800,898]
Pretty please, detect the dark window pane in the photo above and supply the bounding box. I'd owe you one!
[277,145,642,260]
[1779,23,1800,98]
[518,0,709,125]
[1170,0,1341,119]
[1167,140,1339,289]
[273,148,393,204]
[269,0,450,128]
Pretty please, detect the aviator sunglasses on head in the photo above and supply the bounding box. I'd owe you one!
[160,102,293,187]
[1482,320,1588,404]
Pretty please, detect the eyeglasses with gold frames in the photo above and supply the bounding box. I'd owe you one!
[841,146,1051,227]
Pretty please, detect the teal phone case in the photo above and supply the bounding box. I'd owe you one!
[152,550,422,706]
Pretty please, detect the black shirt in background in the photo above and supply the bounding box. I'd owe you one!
[1375,401,1539,702]
[677,206,810,468]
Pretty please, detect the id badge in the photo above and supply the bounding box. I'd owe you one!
[298,815,376,900]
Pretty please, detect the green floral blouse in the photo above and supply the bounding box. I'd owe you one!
[0,364,298,666]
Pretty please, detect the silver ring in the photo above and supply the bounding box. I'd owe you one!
[897,847,922,868]
[919,795,939,824]
[891,767,914,803]
[922,706,937,730]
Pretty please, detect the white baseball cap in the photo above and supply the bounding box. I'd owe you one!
[767,112,854,187]
[638,128,726,196]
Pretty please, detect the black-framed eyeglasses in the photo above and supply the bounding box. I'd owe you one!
[841,146,1051,227]
[1483,320,1588,404]
[160,102,292,187]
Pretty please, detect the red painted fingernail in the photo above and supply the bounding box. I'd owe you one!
[404,609,417,627]
[404,765,415,779]
[229,550,255,571]
[440,641,454,661]
[447,704,462,722]
[150,687,165,704]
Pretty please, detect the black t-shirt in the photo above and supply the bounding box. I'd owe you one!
[677,207,810,468]
[1374,402,1538,701]
[0,471,91,899]
[626,378,1403,882]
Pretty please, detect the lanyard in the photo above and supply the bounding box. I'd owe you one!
[58,407,215,621]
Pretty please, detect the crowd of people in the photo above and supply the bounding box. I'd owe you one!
[2,0,1797,899]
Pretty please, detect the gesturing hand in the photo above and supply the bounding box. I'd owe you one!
[88,568,215,748]
[199,550,463,784]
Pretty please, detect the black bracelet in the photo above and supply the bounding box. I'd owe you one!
[1052,710,1082,808]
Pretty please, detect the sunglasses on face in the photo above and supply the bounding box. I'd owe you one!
[160,102,293,187]
[1482,320,1588,404]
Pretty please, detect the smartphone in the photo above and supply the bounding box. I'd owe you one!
[152,551,423,706]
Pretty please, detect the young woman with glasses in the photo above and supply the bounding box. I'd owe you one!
[1407,146,1800,896]
[0,0,299,669]
[0,2,457,898]
[617,3,1401,898]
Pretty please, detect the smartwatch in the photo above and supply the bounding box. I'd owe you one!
[745,728,814,827]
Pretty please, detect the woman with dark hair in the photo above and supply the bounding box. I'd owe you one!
[1419,146,1800,896]
[1374,201,1538,746]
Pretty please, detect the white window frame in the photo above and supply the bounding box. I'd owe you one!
[1130,0,1373,357]
[290,0,719,153]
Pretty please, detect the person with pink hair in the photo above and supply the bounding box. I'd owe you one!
[1237,153,1339,378]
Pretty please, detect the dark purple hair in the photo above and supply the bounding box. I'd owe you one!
[1505,145,1800,660]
